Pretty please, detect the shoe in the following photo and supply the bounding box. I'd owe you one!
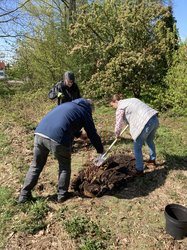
[57,192,74,203]
[130,170,144,177]
[57,196,68,203]
[18,193,36,204]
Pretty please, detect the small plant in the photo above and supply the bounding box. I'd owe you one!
[78,238,104,250]
[15,219,47,234]
[64,215,111,249]
[29,199,50,220]
[64,216,89,238]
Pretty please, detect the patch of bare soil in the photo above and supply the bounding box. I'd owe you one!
[71,153,136,198]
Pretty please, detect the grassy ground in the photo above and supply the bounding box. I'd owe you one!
[0,84,187,250]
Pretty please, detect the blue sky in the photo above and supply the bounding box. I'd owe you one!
[173,0,187,41]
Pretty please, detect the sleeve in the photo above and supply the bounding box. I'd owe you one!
[84,115,104,154]
[72,83,81,99]
[115,108,125,136]
[74,130,82,138]
[76,85,81,98]
[48,82,62,100]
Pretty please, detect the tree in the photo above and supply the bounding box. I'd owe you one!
[70,0,178,99]
[10,0,90,84]
[163,42,187,116]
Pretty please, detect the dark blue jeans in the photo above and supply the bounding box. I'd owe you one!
[134,115,159,172]
[20,135,71,199]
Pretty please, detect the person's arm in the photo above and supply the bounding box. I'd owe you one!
[70,83,81,100]
[83,115,104,154]
[48,81,62,100]
[74,130,82,138]
[76,84,81,98]
[115,108,125,137]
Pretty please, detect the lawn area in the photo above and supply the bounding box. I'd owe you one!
[0,89,187,250]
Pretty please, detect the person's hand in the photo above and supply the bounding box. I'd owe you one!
[57,92,63,98]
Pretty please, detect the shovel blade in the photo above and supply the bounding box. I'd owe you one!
[95,156,107,167]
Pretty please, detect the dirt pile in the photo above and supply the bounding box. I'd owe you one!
[71,153,136,198]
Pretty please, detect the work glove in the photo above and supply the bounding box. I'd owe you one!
[57,92,63,98]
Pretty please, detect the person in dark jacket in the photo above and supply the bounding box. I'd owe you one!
[18,98,104,203]
[48,71,81,105]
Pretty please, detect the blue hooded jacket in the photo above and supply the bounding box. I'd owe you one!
[35,98,103,153]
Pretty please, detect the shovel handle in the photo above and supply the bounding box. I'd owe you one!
[102,124,129,158]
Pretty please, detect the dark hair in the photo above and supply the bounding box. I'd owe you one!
[111,94,123,102]
[64,71,75,82]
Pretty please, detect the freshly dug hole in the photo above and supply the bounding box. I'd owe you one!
[71,153,136,198]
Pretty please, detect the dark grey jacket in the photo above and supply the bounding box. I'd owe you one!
[48,81,81,105]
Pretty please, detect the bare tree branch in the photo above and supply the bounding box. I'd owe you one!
[0,0,31,18]
[0,17,17,23]
[60,0,69,9]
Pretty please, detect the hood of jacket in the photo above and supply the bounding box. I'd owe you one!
[72,98,92,114]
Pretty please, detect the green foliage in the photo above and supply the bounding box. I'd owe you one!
[11,0,178,104]
[162,42,187,115]
[13,0,73,87]
[70,0,178,99]
[64,216,90,238]
[64,215,111,249]
[156,120,187,166]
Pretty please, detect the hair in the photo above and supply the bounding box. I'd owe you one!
[111,94,123,102]
[86,99,95,112]
[64,71,75,82]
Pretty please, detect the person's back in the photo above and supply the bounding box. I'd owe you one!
[118,98,158,140]
[35,98,103,152]
[110,94,159,177]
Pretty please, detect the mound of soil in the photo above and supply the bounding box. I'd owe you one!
[71,153,136,198]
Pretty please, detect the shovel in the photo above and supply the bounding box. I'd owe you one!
[95,125,129,166]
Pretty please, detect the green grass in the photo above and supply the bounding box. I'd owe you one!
[63,215,111,249]
[0,187,16,248]
[13,199,50,234]
[0,88,187,249]
[0,131,11,159]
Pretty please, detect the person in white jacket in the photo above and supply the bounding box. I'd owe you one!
[110,94,159,176]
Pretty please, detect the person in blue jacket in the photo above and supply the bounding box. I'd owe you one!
[18,98,104,203]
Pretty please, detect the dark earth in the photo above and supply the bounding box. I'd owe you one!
[71,153,136,198]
